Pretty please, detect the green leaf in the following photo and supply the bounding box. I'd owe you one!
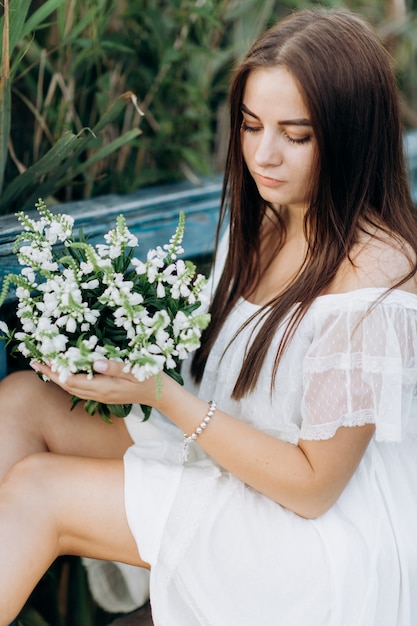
[97,403,113,424]
[0,0,30,59]
[70,395,83,411]
[91,95,134,134]
[107,403,133,418]
[55,7,98,47]
[21,0,67,43]
[67,128,141,179]
[0,131,83,209]
[18,130,98,212]
[2,94,140,213]
[141,404,152,421]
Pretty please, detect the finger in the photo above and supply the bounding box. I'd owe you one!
[92,360,142,386]
[93,359,124,377]
[29,359,152,405]
[30,362,99,397]
[32,359,131,385]
[56,366,136,403]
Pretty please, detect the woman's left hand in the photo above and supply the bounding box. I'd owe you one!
[31,360,163,409]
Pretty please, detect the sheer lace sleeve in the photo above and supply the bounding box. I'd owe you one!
[300,292,417,442]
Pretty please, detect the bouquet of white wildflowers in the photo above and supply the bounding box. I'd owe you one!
[0,199,211,422]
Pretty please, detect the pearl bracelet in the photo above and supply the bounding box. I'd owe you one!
[182,400,217,463]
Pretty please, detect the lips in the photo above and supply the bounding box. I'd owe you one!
[254,173,285,188]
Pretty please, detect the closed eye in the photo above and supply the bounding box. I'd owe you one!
[285,133,312,145]
[241,122,261,133]
[242,122,312,145]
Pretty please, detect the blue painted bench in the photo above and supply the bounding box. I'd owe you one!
[0,175,223,299]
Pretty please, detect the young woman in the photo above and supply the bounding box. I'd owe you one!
[1,8,417,625]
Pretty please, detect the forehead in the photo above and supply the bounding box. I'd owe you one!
[242,66,310,119]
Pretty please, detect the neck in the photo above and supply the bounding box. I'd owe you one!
[264,203,307,241]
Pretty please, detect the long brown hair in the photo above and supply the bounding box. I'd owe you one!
[191,8,417,397]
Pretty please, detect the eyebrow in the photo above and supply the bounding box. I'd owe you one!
[241,103,311,127]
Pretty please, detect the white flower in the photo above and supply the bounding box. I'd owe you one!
[45,216,74,244]
[173,311,189,337]
[0,321,9,335]
[143,310,170,332]
[65,317,77,333]
[85,335,99,349]
[156,281,166,298]
[21,267,37,285]
[4,203,211,422]
[164,355,176,370]
[16,285,31,299]
[40,333,68,355]
[95,244,111,257]
[80,261,94,274]
[85,309,100,324]
[103,218,138,257]
[131,259,146,275]
[132,247,166,283]
[81,279,99,289]
[109,245,122,259]
[128,350,166,381]
[18,318,37,334]
[18,342,32,357]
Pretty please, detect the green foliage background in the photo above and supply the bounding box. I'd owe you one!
[2,0,417,623]
[2,0,416,216]
[0,0,297,214]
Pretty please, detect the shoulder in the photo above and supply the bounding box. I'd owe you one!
[327,226,417,295]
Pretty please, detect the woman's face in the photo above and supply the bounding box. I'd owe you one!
[241,66,316,213]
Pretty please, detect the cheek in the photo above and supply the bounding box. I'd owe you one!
[241,132,261,164]
[241,134,251,163]
[297,147,315,182]
[301,149,317,197]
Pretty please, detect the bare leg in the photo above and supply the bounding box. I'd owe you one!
[0,371,134,481]
[0,452,148,626]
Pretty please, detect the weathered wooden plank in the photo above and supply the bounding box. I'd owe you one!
[0,177,223,247]
[0,176,223,302]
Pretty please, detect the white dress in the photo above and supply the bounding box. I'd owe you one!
[122,286,417,626]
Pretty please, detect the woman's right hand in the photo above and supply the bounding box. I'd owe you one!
[30,359,166,410]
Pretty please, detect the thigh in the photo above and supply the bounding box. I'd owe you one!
[0,370,134,477]
[44,453,149,567]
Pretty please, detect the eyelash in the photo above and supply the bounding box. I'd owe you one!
[286,135,311,145]
[240,122,311,145]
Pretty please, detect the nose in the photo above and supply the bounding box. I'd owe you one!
[254,131,283,168]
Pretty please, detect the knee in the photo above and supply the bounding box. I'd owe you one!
[0,453,62,559]
[1,454,61,538]
[0,368,40,397]
[0,370,40,410]
[2,452,53,501]
[0,370,49,428]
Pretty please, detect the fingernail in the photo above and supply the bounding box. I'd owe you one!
[30,361,40,372]
[93,360,108,372]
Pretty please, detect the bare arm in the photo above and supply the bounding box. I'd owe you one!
[144,374,375,519]
[32,361,375,519]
